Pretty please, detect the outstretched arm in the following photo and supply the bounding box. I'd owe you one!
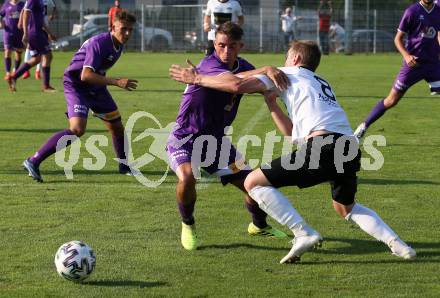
[169,60,270,94]
[170,60,289,93]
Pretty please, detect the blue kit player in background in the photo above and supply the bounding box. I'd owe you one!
[0,0,25,90]
[168,22,290,250]
[354,0,440,138]
[23,10,138,182]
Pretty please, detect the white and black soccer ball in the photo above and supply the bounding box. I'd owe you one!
[54,240,96,282]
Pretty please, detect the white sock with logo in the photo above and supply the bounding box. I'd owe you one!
[345,203,398,245]
[248,186,312,236]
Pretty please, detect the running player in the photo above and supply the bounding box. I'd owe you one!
[8,0,57,91]
[354,0,440,138]
[22,0,56,80]
[23,11,138,182]
[0,0,25,91]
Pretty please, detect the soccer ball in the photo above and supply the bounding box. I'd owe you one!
[54,240,96,282]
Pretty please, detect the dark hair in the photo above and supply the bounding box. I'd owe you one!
[289,40,321,71]
[114,10,136,24]
[215,21,243,41]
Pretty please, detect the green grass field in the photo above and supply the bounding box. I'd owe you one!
[1,52,439,297]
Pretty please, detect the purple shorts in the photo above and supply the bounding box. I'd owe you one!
[28,31,51,56]
[166,134,251,185]
[3,33,24,50]
[64,81,121,122]
[393,60,440,93]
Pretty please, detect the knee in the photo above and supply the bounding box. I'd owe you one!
[179,172,196,188]
[243,173,258,194]
[333,200,354,218]
[69,126,85,137]
[384,94,402,108]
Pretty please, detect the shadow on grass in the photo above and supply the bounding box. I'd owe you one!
[84,280,167,288]
[359,178,440,185]
[199,238,440,260]
[198,243,288,251]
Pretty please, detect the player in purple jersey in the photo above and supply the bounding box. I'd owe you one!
[7,0,57,92]
[23,11,138,182]
[0,0,24,90]
[168,22,291,251]
[354,0,440,138]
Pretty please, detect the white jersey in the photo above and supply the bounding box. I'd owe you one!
[255,66,353,143]
[205,0,243,41]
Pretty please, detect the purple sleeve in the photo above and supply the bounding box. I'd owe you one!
[398,8,412,33]
[83,40,103,72]
[24,0,34,10]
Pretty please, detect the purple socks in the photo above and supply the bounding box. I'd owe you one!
[364,99,387,128]
[178,201,195,225]
[245,199,268,228]
[4,57,11,73]
[14,57,21,71]
[13,62,31,79]
[111,133,128,164]
[42,66,51,87]
[30,129,75,166]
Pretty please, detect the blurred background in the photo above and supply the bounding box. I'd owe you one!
[2,0,417,53]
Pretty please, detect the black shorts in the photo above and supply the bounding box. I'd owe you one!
[261,133,361,205]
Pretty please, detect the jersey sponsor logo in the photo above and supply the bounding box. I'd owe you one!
[421,26,437,39]
[419,14,425,21]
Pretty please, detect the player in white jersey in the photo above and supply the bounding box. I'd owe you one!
[22,0,56,80]
[170,40,416,263]
[204,0,243,55]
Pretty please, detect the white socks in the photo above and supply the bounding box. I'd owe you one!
[248,186,306,234]
[345,203,398,245]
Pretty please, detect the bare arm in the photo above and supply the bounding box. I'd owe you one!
[22,9,30,45]
[264,92,292,137]
[169,61,286,94]
[81,67,138,91]
[394,30,418,67]
[203,15,211,32]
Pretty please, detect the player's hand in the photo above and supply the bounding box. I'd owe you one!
[169,59,199,84]
[265,66,290,91]
[22,34,29,47]
[404,55,419,68]
[117,78,138,91]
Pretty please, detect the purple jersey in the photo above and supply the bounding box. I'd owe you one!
[64,32,123,91]
[398,2,440,63]
[173,53,254,139]
[24,0,45,35]
[0,1,24,36]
